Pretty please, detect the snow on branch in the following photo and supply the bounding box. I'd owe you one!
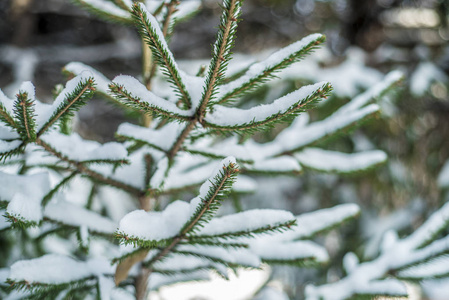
[216,33,326,105]
[7,254,114,292]
[199,0,243,112]
[269,104,380,156]
[189,209,296,240]
[203,82,331,133]
[116,157,239,247]
[243,156,302,175]
[250,240,329,267]
[132,3,191,108]
[44,201,117,235]
[1,172,51,226]
[110,75,193,121]
[116,122,184,153]
[72,0,133,24]
[64,62,111,96]
[37,72,95,137]
[335,70,403,116]
[295,148,387,174]
[41,131,128,165]
[305,201,449,300]
[0,89,16,129]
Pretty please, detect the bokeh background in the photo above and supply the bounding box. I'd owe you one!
[1,0,449,299]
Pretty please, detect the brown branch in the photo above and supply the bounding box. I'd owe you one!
[167,119,197,159]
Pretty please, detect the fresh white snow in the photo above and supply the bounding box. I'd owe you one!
[8,254,114,284]
[205,82,326,127]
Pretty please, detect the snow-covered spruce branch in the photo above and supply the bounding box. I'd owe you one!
[0,0,409,299]
[109,76,192,122]
[0,77,94,162]
[133,3,191,108]
[199,0,242,114]
[144,0,181,89]
[305,201,449,300]
[72,0,133,24]
[203,82,331,133]
[35,139,140,196]
[215,33,326,105]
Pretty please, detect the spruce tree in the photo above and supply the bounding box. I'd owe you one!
[1,1,448,299]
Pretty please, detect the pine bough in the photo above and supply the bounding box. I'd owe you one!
[1,1,443,300]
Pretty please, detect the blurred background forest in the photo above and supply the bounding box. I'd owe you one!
[0,0,449,299]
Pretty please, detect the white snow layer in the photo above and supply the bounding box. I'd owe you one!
[80,0,131,19]
[35,72,93,132]
[44,201,117,234]
[0,124,19,140]
[172,1,201,20]
[42,131,128,162]
[398,255,449,279]
[250,240,329,263]
[178,245,261,268]
[8,254,114,284]
[195,209,294,237]
[205,82,326,127]
[335,70,403,116]
[305,201,449,300]
[119,157,240,241]
[117,122,184,152]
[0,140,21,154]
[217,33,323,99]
[119,200,193,241]
[1,172,51,223]
[266,104,380,156]
[246,156,302,173]
[112,75,192,117]
[295,148,387,173]
[0,89,15,115]
[64,62,111,94]
[287,204,360,240]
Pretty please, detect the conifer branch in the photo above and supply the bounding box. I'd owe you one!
[41,171,78,207]
[37,78,95,137]
[0,103,17,129]
[72,0,133,24]
[216,34,325,105]
[189,219,297,241]
[198,0,242,115]
[122,161,238,298]
[14,92,37,142]
[132,3,191,108]
[145,0,180,89]
[35,138,142,196]
[204,82,331,134]
[109,82,192,122]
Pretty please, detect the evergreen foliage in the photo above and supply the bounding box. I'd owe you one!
[1,1,446,300]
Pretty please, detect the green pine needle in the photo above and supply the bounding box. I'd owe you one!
[132,3,192,109]
[14,92,37,142]
[38,77,95,137]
